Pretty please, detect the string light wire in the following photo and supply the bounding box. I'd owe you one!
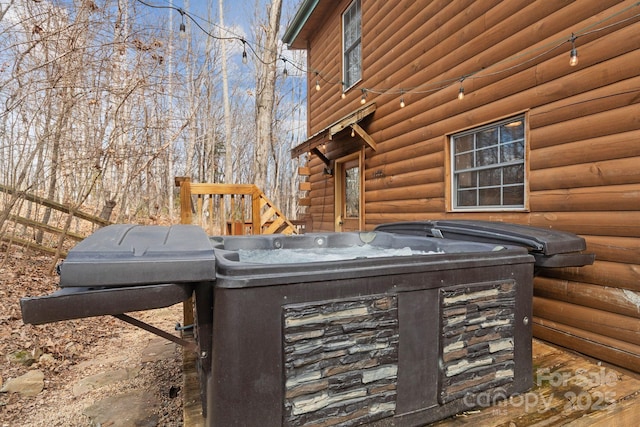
[135,0,287,68]
[134,0,640,103]
[338,4,640,101]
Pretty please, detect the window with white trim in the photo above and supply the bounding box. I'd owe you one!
[343,0,361,90]
[451,116,526,210]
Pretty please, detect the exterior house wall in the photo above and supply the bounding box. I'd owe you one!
[287,0,640,372]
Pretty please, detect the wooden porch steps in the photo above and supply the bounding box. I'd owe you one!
[175,178,300,236]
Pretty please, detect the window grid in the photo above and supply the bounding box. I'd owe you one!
[452,117,525,210]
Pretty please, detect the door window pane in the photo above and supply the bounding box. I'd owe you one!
[345,165,359,218]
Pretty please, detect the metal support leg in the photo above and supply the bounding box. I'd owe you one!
[113,313,197,353]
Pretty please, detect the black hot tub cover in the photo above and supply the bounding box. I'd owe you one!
[59,224,216,287]
[374,220,595,268]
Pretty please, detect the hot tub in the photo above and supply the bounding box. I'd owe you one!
[20,221,594,426]
[203,231,535,426]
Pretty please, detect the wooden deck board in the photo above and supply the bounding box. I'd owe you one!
[183,335,205,427]
[182,338,640,426]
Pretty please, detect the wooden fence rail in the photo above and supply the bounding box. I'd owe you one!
[0,183,112,259]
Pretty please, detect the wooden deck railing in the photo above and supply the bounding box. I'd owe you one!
[175,177,300,236]
[174,177,300,331]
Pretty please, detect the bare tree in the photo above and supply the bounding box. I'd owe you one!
[0,1,14,23]
[252,0,282,192]
[219,0,233,185]
[0,0,304,243]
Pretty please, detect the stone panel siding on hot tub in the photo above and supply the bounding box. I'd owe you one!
[283,295,399,426]
[439,280,516,403]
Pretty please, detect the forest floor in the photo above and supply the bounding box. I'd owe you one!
[0,245,185,426]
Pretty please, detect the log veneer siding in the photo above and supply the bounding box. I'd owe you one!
[296,0,640,372]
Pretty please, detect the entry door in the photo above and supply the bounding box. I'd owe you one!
[335,152,363,232]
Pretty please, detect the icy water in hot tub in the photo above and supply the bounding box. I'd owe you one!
[237,245,442,264]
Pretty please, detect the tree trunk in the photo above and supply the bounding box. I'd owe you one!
[220,0,233,185]
[253,0,283,192]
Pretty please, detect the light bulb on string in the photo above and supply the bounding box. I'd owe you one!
[457,78,465,100]
[314,72,321,91]
[569,33,579,66]
[340,82,346,99]
[360,89,367,104]
[351,126,355,137]
[178,9,186,39]
[282,58,288,78]
[399,90,405,108]
[241,40,248,64]
[569,48,578,66]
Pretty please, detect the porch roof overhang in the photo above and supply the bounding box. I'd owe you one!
[290,103,377,160]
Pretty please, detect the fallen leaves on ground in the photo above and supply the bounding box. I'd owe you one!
[0,246,185,426]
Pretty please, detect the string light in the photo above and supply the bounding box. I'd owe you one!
[178,9,186,39]
[569,48,578,66]
[457,78,465,100]
[241,40,248,64]
[569,33,579,66]
[282,58,288,77]
[134,0,639,109]
[351,126,355,137]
